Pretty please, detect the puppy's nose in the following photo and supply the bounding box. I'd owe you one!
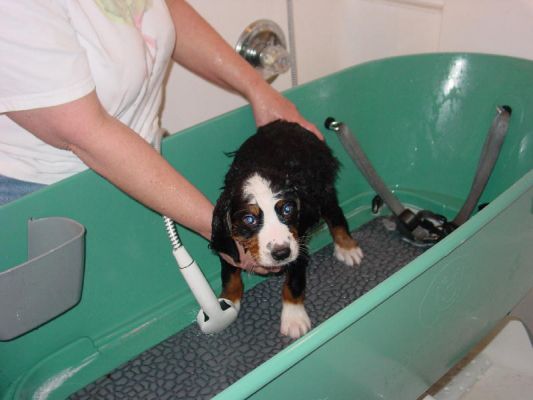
[271,245,291,261]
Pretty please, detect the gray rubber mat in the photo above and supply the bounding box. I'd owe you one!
[71,217,425,399]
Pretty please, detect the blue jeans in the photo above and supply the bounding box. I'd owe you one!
[0,174,46,206]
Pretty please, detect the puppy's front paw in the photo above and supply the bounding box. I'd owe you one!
[334,244,364,266]
[280,302,311,339]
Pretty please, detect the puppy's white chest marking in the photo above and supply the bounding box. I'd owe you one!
[243,174,298,266]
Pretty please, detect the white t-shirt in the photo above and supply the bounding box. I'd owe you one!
[0,0,175,184]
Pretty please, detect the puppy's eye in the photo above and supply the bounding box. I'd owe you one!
[281,201,295,216]
[242,214,257,226]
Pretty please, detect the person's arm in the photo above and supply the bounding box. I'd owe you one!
[8,92,265,270]
[164,0,323,139]
[7,91,214,240]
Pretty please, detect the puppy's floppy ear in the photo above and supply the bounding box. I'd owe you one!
[210,189,240,263]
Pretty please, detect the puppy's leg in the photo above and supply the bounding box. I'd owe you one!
[220,259,243,312]
[280,259,311,339]
[322,190,364,266]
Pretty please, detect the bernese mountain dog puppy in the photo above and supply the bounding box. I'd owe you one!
[211,120,363,338]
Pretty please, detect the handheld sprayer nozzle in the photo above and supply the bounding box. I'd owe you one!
[164,216,238,334]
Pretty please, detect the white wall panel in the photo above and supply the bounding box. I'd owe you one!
[160,0,533,135]
[438,0,533,61]
[161,0,290,133]
[293,0,442,83]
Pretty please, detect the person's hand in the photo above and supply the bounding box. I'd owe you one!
[219,241,282,275]
[248,82,324,141]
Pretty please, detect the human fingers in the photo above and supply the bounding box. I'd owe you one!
[294,119,324,141]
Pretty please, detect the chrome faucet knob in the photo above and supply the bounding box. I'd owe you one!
[236,20,290,83]
[260,43,290,76]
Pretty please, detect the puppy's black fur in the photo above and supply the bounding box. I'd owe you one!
[211,120,362,338]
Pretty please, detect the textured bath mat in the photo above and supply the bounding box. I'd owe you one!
[71,217,425,399]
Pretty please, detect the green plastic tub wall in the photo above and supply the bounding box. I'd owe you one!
[1,53,532,399]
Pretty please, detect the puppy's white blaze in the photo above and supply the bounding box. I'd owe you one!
[243,174,299,266]
[280,302,311,339]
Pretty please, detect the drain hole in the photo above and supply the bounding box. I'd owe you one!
[502,105,512,115]
[219,300,231,311]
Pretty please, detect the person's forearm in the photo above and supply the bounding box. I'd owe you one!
[74,116,214,240]
[7,93,214,240]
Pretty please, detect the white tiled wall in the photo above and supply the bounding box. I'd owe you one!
[438,0,533,60]
[161,0,290,133]
[161,0,533,134]
[292,0,443,83]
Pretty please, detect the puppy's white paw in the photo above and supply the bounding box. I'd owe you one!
[334,244,364,266]
[280,302,311,339]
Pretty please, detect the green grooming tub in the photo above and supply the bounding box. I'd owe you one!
[1,53,532,399]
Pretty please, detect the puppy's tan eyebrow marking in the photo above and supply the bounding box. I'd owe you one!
[246,204,261,216]
[233,204,260,215]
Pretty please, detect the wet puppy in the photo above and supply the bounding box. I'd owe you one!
[210,120,363,338]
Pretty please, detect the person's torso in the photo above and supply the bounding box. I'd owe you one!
[0,0,175,184]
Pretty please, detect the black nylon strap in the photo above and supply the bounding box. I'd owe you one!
[326,107,510,245]
[452,106,511,226]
